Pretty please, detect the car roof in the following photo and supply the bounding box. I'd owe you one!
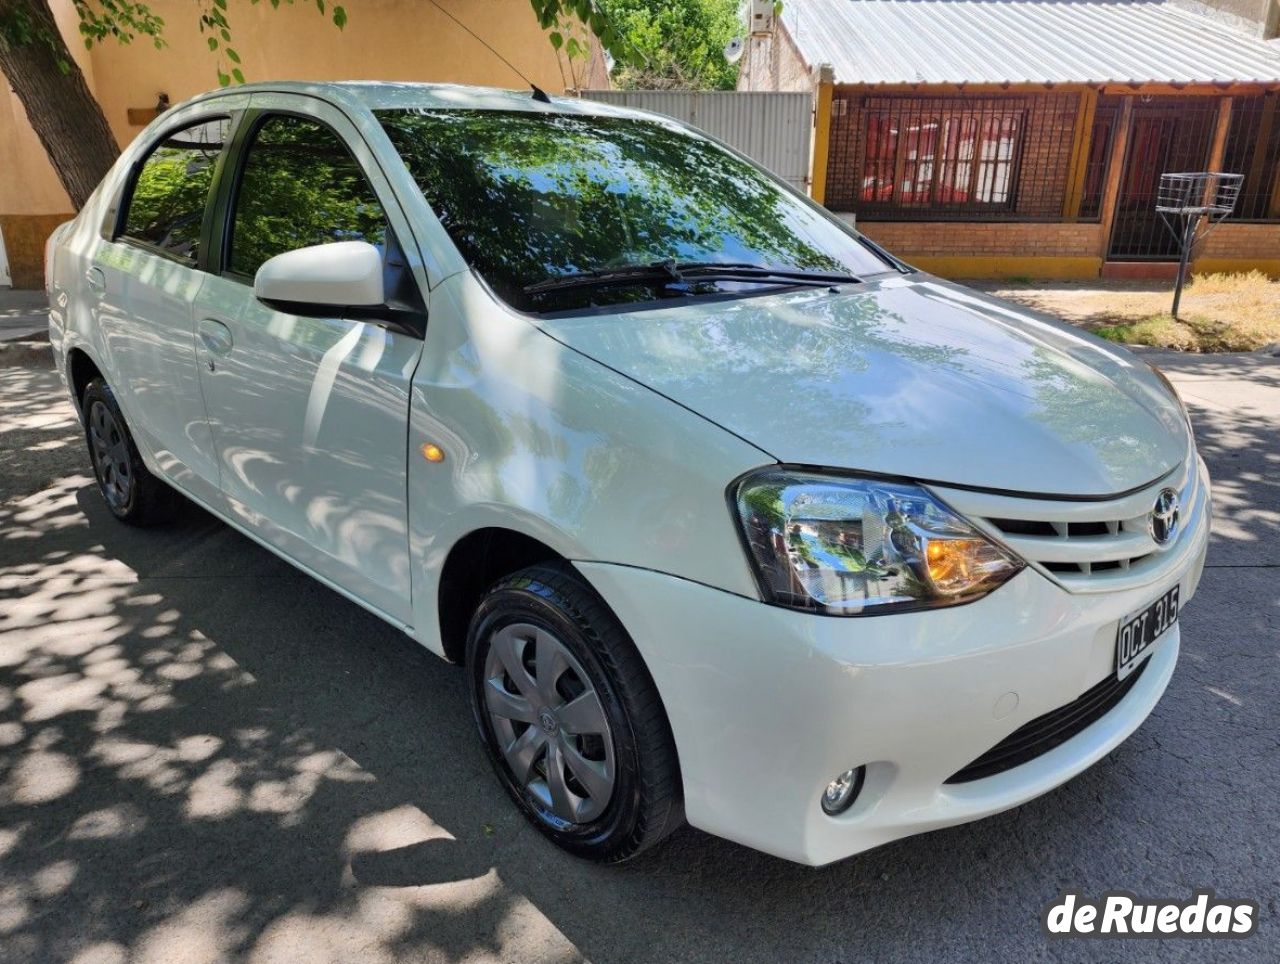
[183,80,647,121]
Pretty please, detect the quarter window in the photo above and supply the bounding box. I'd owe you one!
[120,117,229,263]
[228,115,387,277]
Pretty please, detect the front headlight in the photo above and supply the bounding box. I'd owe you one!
[732,469,1025,615]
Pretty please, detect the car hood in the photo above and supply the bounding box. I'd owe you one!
[535,275,1191,496]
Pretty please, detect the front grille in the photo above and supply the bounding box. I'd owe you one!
[945,661,1149,784]
[931,458,1200,593]
[985,514,1155,577]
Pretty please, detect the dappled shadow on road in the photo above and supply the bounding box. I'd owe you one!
[0,481,589,962]
[1154,353,1280,567]
[0,355,1276,962]
[0,366,82,504]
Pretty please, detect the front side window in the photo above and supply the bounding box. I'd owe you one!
[378,109,892,313]
[121,116,229,263]
[228,114,387,278]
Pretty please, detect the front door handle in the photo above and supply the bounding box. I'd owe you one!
[198,318,234,356]
[85,266,106,293]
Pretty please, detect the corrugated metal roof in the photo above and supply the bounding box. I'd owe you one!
[780,0,1280,85]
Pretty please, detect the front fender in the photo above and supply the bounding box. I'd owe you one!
[406,272,771,655]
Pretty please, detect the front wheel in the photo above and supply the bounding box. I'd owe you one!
[466,564,683,862]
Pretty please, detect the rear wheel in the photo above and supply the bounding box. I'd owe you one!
[82,378,177,525]
[466,563,683,862]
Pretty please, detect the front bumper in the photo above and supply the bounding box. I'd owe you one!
[577,461,1210,866]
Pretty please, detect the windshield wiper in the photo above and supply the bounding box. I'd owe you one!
[523,259,859,295]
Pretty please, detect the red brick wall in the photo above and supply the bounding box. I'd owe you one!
[852,220,1104,258]
[1197,224,1280,261]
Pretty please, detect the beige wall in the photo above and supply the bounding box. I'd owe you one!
[1172,0,1280,37]
[0,0,600,285]
[87,0,598,149]
[0,0,96,216]
[2,0,597,210]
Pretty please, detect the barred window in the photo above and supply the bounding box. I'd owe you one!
[859,106,1024,211]
[1221,94,1280,223]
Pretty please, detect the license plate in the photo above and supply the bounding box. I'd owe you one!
[1116,585,1179,680]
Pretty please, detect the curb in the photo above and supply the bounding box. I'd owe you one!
[0,338,54,370]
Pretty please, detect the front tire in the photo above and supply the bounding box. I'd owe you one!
[466,563,683,862]
[81,378,177,525]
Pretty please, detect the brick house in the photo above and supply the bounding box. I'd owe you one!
[741,0,1280,279]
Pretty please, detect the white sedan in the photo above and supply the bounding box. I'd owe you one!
[46,81,1209,866]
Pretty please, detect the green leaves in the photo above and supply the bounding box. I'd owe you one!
[69,0,165,52]
[599,0,744,90]
[531,0,632,64]
[332,6,347,29]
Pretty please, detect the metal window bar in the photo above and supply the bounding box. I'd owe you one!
[1220,94,1280,222]
[836,92,1078,220]
[1107,97,1222,260]
[1078,102,1118,220]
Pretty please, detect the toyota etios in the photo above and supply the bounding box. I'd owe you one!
[47,82,1209,866]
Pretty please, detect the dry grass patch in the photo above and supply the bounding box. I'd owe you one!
[984,271,1280,352]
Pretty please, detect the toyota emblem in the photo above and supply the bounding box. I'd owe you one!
[1150,488,1180,546]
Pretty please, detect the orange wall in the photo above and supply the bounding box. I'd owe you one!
[0,0,97,216]
[87,0,598,151]
[2,0,595,218]
[0,0,600,286]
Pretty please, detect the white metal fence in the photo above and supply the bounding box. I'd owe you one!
[580,90,815,193]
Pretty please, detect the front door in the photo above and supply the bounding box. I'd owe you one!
[1108,101,1217,260]
[193,106,423,624]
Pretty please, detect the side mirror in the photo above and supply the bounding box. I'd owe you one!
[253,240,384,311]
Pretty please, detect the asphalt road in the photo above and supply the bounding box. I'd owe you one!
[1,336,1277,963]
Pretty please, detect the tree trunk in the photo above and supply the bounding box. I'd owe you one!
[0,0,120,209]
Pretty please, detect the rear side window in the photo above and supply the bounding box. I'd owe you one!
[227,114,387,278]
[120,117,229,263]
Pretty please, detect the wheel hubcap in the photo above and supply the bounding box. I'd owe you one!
[88,401,132,510]
[483,622,615,825]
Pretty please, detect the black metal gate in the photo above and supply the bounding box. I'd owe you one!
[1108,98,1219,260]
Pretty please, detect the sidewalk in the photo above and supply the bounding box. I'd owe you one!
[0,288,49,342]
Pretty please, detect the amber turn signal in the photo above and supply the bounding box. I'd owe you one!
[420,442,445,463]
[925,538,994,595]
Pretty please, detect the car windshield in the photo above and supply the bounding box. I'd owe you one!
[377,108,895,313]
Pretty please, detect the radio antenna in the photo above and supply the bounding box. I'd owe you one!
[423,0,552,103]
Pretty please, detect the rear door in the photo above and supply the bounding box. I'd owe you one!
[88,115,234,505]
[192,100,424,624]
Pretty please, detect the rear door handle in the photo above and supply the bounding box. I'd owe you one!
[198,318,234,356]
[85,266,106,293]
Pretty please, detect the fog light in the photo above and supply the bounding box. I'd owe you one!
[821,765,865,815]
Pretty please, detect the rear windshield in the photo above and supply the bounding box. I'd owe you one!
[377,108,893,313]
